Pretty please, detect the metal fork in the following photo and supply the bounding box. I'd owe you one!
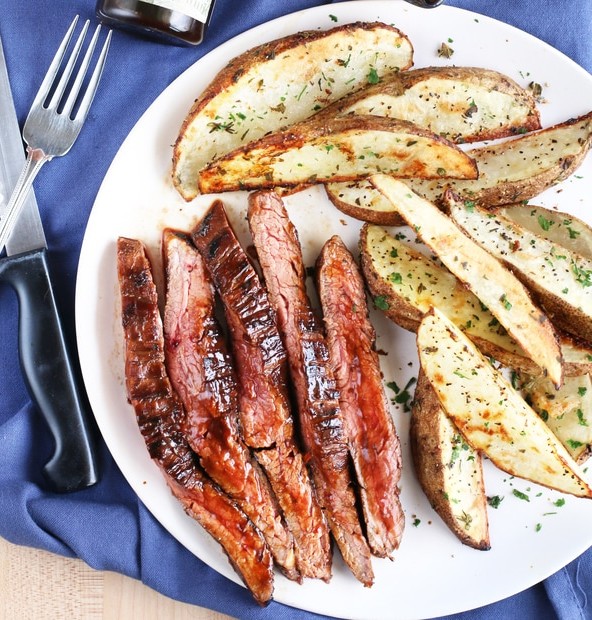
[0,16,111,252]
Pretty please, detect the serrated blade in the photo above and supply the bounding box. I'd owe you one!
[0,36,46,256]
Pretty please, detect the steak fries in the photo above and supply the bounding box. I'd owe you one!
[173,21,414,200]
[410,370,490,551]
[326,111,592,225]
[416,309,592,499]
[198,115,478,194]
[448,194,592,343]
[370,175,563,387]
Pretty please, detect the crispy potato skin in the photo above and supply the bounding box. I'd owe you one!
[173,21,414,200]
[369,177,563,387]
[328,111,592,225]
[326,65,541,143]
[407,111,592,207]
[198,115,478,193]
[359,223,592,376]
[326,180,407,226]
[417,308,592,499]
[497,203,592,262]
[449,196,592,344]
[410,371,490,550]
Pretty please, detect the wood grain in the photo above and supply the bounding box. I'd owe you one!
[0,537,233,620]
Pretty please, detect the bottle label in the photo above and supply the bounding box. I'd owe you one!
[141,0,212,23]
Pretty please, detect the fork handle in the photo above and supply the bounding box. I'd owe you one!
[0,248,99,492]
[0,147,50,252]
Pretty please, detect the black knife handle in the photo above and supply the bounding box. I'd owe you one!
[0,248,99,492]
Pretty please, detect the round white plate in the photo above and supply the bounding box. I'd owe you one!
[76,2,592,618]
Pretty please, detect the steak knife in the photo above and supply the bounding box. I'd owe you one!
[0,37,99,492]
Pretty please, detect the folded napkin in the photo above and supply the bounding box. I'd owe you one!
[0,1,590,619]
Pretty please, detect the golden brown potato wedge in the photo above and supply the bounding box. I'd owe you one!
[326,111,592,224]
[562,336,592,374]
[326,179,409,226]
[496,204,592,261]
[328,66,541,144]
[417,308,592,498]
[448,194,592,343]
[197,115,478,194]
[410,370,490,550]
[521,373,592,464]
[359,223,592,376]
[369,175,563,387]
[172,22,414,200]
[406,111,592,206]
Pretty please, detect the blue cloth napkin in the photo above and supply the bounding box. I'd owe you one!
[1,1,591,618]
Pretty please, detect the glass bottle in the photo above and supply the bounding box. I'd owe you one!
[96,0,216,46]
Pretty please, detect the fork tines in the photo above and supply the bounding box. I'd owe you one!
[36,15,111,123]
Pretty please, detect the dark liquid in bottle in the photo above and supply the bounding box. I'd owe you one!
[96,0,214,45]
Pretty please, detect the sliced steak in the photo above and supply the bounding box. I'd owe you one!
[317,235,405,558]
[191,203,331,581]
[117,236,274,604]
[162,229,297,580]
[247,191,374,587]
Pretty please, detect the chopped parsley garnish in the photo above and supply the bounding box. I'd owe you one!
[512,489,530,502]
[487,495,504,509]
[537,214,553,231]
[373,295,389,311]
[500,294,512,311]
[528,81,543,100]
[437,42,454,58]
[367,68,380,84]
[458,511,473,530]
[386,377,417,411]
[571,260,592,287]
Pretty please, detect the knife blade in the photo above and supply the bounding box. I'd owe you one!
[0,36,99,492]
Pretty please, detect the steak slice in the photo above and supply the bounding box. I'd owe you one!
[247,191,374,587]
[317,235,405,558]
[117,236,274,604]
[191,202,331,581]
[162,230,297,580]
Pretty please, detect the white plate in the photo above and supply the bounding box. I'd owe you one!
[76,2,592,618]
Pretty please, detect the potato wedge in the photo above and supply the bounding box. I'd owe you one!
[410,370,490,550]
[406,111,592,206]
[172,22,414,200]
[326,179,408,226]
[197,116,478,194]
[369,175,563,387]
[328,66,541,144]
[562,336,592,374]
[326,111,592,224]
[417,308,592,498]
[522,373,592,464]
[359,223,592,376]
[497,204,592,261]
[448,194,592,343]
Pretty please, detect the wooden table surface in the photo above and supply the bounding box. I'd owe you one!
[0,536,234,620]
